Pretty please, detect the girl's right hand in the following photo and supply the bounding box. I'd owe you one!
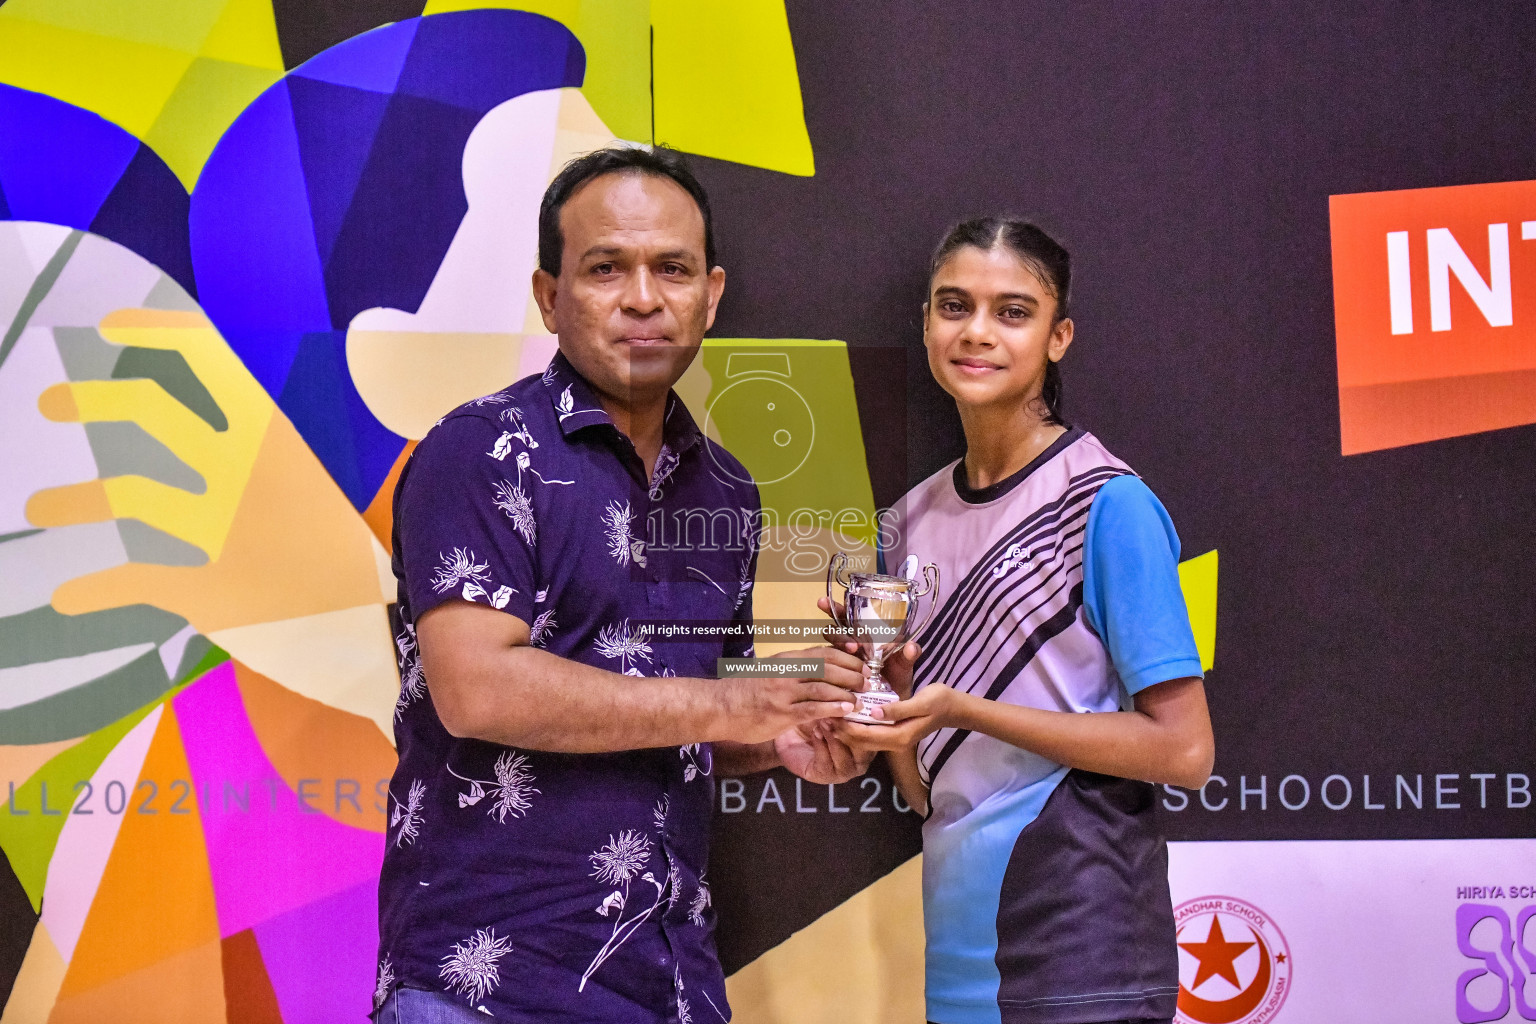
[832,681,952,751]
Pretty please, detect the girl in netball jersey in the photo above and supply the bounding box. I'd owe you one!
[832,218,1214,1024]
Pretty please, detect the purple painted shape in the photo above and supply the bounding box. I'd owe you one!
[173,664,383,937]
[254,879,378,1024]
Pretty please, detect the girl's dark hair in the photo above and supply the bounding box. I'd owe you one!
[929,218,1071,426]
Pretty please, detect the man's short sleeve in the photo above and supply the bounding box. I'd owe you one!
[396,414,538,626]
[1081,474,1203,695]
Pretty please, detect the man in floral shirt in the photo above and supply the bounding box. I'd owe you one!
[373,147,869,1022]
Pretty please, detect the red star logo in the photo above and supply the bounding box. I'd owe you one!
[1179,915,1256,990]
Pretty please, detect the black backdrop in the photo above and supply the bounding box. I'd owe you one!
[180,0,1536,976]
[702,0,1536,971]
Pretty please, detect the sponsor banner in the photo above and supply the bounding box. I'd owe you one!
[1169,839,1536,1023]
[1330,179,1536,454]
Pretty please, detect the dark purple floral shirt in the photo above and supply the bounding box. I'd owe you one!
[376,352,759,1022]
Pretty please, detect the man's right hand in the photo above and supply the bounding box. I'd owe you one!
[720,647,868,745]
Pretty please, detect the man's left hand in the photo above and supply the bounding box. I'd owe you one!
[775,720,872,784]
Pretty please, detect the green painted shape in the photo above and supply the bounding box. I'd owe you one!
[144,56,283,190]
[0,604,186,671]
[117,519,209,567]
[113,346,227,431]
[651,0,814,175]
[0,649,170,745]
[0,700,156,911]
[177,641,227,684]
[142,273,200,313]
[0,0,227,56]
[421,0,652,142]
[699,339,877,545]
[173,635,217,682]
[1177,548,1218,672]
[86,422,208,493]
[0,530,44,546]
[0,230,81,373]
[54,326,123,381]
[569,0,651,143]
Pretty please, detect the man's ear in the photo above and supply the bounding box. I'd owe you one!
[702,265,727,332]
[531,268,559,334]
[1048,317,1074,362]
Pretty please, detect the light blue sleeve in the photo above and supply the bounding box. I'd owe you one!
[1082,474,1203,695]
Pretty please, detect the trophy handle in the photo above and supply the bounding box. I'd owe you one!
[825,551,850,628]
[901,563,941,642]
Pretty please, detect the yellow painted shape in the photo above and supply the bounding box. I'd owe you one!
[198,0,285,70]
[209,604,398,742]
[727,854,924,1023]
[0,0,224,55]
[424,0,651,142]
[0,0,284,187]
[48,412,387,635]
[0,20,193,138]
[652,1,814,176]
[347,330,527,441]
[57,705,219,997]
[695,339,877,546]
[0,921,66,1024]
[1177,548,1218,671]
[38,309,274,560]
[49,937,226,1024]
[144,57,284,191]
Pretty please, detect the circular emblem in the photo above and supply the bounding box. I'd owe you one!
[1174,896,1291,1024]
[704,376,815,485]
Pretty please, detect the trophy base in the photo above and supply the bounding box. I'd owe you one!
[844,688,899,726]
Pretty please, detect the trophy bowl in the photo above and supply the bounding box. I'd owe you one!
[826,552,940,725]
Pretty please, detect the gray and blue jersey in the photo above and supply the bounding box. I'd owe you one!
[887,428,1202,1024]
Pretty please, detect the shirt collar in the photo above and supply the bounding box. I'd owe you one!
[541,349,705,456]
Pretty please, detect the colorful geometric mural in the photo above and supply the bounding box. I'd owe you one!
[2,4,1217,1021]
[0,4,825,1020]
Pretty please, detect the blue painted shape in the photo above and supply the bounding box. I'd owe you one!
[397,10,584,111]
[0,85,193,293]
[0,84,138,229]
[279,330,405,508]
[190,10,585,509]
[90,144,195,296]
[290,18,419,95]
[322,91,479,329]
[286,76,392,264]
[192,79,331,395]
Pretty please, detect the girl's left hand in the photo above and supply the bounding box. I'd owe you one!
[832,683,956,751]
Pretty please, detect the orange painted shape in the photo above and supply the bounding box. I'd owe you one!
[219,929,284,1024]
[233,663,394,832]
[51,413,385,630]
[1339,368,1536,454]
[1330,178,1536,453]
[48,937,226,1024]
[36,383,79,422]
[0,738,85,793]
[361,440,416,551]
[56,703,220,997]
[26,480,111,528]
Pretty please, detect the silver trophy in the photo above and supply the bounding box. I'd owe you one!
[825,552,940,725]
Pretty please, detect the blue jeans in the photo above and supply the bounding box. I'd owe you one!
[375,988,494,1023]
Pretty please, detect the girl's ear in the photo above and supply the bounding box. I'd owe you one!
[1047,316,1074,363]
